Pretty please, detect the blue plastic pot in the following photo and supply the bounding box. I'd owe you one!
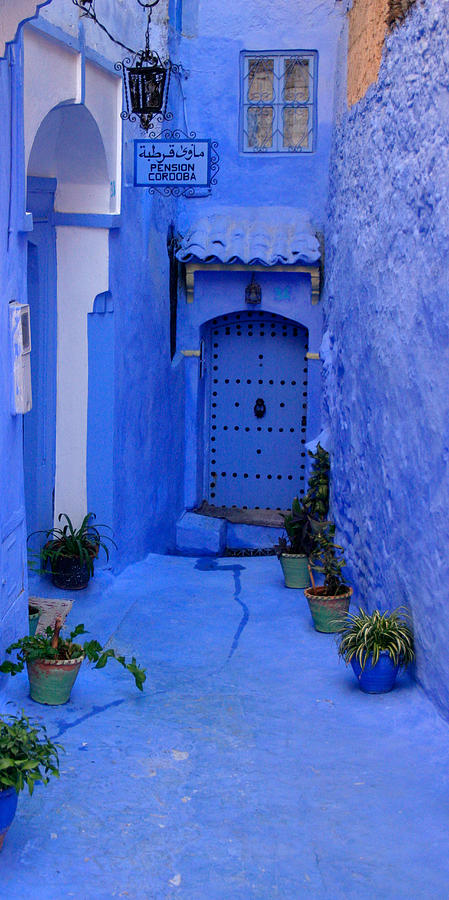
[0,787,18,850]
[351,652,400,694]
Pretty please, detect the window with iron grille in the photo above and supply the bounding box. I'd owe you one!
[240,51,317,154]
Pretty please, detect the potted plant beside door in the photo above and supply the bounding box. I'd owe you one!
[276,497,313,588]
[301,443,331,534]
[276,444,331,589]
[304,527,353,632]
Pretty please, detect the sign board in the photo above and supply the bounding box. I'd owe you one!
[134,139,212,189]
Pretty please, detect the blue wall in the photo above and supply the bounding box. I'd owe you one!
[0,47,29,685]
[174,0,344,231]
[109,186,186,565]
[168,0,342,515]
[324,1,449,717]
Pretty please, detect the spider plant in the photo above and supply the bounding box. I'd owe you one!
[338,607,415,671]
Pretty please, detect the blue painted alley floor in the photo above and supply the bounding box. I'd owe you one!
[1,554,449,899]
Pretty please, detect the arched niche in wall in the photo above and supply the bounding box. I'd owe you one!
[28,102,110,214]
[25,97,111,531]
[23,24,122,215]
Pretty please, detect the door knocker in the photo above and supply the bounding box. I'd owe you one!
[254,398,266,419]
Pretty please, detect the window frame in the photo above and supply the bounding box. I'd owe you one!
[239,49,318,155]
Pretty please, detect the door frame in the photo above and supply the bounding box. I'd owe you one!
[179,263,323,512]
[24,175,57,537]
[201,309,309,510]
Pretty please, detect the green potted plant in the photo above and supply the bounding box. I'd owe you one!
[276,444,331,589]
[304,527,352,632]
[338,607,415,693]
[276,497,314,588]
[0,711,62,850]
[301,443,331,533]
[29,512,116,590]
[0,617,146,705]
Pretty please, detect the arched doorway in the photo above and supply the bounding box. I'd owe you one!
[24,102,110,535]
[204,310,309,511]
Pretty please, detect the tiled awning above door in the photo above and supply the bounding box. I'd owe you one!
[176,207,321,266]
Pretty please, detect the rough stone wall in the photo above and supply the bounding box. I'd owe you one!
[347,0,388,106]
[325,0,449,717]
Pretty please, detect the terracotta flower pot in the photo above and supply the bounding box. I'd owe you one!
[304,585,353,633]
[279,553,310,589]
[27,655,84,705]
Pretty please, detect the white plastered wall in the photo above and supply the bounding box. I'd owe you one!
[24,27,122,214]
[53,227,109,525]
[23,25,122,527]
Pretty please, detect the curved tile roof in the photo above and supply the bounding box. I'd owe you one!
[176,207,321,266]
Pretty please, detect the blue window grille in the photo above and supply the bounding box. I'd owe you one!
[240,50,318,154]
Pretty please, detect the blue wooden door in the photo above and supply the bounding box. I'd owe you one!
[23,177,57,537]
[207,311,308,510]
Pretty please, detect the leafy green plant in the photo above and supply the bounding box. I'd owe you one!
[276,496,314,556]
[28,512,116,576]
[301,443,330,525]
[277,443,331,557]
[0,711,62,795]
[338,607,415,670]
[0,619,146,692]
[309,527,350,596]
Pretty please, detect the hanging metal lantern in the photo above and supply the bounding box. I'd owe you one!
[119,49,170,130]
[245,274,262,306]
[128,55,166,115]
[73,0,174,132]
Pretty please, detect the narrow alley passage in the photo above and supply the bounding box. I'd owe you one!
[2,554,449,899]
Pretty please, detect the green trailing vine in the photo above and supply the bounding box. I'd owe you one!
[0,620,146,692]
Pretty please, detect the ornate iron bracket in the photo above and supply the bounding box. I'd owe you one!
[73,0,181,131]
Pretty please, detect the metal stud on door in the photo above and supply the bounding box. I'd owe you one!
[207,311,308,510]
